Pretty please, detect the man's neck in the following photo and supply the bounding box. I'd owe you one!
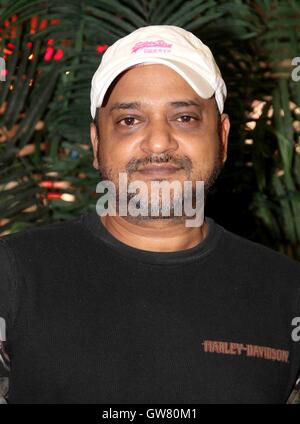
[100,215,208,253]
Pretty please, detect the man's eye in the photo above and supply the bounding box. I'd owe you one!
[118,117,140,126]
[177,115,197,123]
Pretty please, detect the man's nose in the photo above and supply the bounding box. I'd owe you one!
[140,118,178,154]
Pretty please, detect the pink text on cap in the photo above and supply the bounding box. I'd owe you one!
[131,40,172,54]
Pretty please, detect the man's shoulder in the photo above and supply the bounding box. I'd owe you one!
[0,212,86,254]
[218,224,300,289]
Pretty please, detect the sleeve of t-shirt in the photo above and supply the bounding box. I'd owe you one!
[0,237,15,403]
[0,235,20,353]
[0,237,17,337]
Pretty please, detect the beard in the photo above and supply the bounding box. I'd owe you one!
[97,139,224,222]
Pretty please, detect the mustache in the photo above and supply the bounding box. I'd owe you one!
[125,153,192,173]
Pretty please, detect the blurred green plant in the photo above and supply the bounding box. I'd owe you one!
[0,0,299,260]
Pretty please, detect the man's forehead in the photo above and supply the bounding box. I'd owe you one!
[107,98,208,113]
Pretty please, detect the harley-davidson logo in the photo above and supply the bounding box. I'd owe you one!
[202,339,290,363]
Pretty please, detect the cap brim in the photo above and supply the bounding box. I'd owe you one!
[91,56,215,118]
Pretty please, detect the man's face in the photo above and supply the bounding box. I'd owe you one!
[90,64,230,218]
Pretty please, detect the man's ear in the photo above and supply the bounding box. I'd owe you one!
[220,113,230,163]
[90,121,100,170]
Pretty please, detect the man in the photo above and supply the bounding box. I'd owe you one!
[0,25,300,404]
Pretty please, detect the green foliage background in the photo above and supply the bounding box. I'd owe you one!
[0,0,299,260]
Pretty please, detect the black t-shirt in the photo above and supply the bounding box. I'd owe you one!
[0,209,300,404]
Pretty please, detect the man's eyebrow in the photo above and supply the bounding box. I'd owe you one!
[109,99,203,113]
[109,102,141,113]
[168,100,203,108]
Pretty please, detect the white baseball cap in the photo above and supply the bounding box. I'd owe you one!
[90,25,227,119]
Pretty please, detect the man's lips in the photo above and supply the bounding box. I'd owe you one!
[136,164,182,176]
